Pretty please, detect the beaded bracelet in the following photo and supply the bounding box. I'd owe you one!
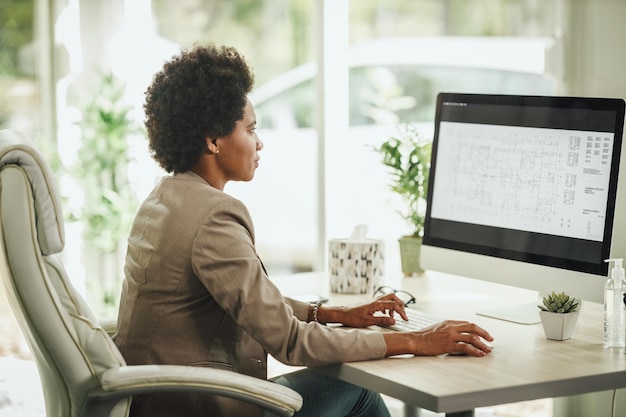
[312,302,321,323]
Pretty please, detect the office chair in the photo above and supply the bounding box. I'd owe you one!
[0,129,303,417]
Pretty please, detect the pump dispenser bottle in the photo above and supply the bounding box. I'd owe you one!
[603,258,626,348]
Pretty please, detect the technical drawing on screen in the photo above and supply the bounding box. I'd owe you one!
[421,92,626,324]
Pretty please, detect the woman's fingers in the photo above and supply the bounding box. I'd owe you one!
[373,294,409,321]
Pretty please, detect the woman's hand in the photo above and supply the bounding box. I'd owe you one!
[384,320,494,357]
[317,293,409,328]
[310,295,493,357]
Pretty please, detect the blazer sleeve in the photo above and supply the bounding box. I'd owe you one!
[190,197,387,367]
[283,297,309,321]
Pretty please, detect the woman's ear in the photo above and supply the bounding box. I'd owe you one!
[206,137,219,155]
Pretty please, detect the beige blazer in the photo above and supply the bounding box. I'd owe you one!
[114,171,386,416]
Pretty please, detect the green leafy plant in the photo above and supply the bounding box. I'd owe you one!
[73,73,139,253]
[373,124,432,237]
[538,291,580,313]
[71,72,141,315]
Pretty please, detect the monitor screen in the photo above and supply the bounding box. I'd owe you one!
[422,93,625,322]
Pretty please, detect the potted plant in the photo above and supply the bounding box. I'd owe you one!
[374,124,432,276]
[538,291,581,340]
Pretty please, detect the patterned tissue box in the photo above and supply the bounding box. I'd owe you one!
[328,239,384,294]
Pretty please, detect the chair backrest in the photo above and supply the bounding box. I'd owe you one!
[0,129,130,417]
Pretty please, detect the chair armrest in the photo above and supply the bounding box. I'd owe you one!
[98,365,303,417]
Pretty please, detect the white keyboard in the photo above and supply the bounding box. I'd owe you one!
[380,308,441,332]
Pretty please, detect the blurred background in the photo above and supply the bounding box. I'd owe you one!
[1,1,625,415]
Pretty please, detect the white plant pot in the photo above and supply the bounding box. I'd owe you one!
[539,310,580,340]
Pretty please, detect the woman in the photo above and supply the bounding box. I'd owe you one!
[114,44,493,417]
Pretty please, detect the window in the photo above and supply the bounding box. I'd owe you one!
[0,0,40,142]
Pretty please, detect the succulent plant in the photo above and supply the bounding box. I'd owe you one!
[538,291,580,313]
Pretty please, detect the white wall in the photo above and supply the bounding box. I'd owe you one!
[565,0,626,100]
[554,2,626,416]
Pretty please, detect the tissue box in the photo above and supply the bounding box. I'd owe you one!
[328,239,384,294]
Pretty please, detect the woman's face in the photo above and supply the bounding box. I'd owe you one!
[215,99,263,184]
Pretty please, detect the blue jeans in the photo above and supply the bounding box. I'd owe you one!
[271,369,392,417]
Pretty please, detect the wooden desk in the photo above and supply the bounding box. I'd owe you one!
[271,271,626,417]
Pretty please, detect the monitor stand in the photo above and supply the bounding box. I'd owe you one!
[475,302,541,325]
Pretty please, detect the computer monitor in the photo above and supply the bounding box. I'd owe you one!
[421,92,626,324]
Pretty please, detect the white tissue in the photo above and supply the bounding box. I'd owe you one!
[350,224,368,240]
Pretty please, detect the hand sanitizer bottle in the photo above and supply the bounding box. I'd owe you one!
[603,258,626,348]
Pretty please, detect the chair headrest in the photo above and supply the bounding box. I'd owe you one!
[0,129,65,255]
